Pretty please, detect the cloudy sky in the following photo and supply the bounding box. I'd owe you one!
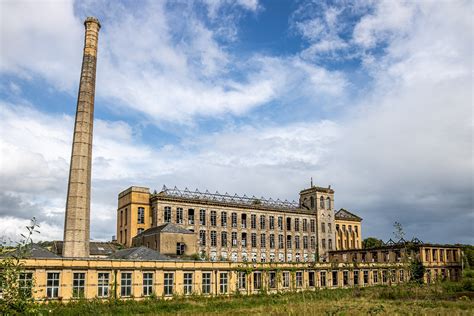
[0,0,472,245]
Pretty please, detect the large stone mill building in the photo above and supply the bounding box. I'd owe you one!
[117,185,362,263]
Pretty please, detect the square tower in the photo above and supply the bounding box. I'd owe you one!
[299,185,335,261]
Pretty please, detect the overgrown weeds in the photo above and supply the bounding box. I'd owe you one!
[34,280,474,315]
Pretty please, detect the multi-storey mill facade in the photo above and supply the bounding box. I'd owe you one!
[117,184,360,262]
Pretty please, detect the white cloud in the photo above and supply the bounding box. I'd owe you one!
[1,0,346,125]
[0,217,63,244]
[0,0,83,91]
[204,0,261,19]
[352,0,416,48]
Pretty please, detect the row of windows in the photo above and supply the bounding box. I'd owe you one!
[308,196,332,210]
[163,207,316,232]
[28,271,229,298]
[321,238,333,250]
[424,248,458,262]
[119,207,147,228]
[122,199,334,228]
[198,231,318,250]
[335,224,359,236]
[320,222,333,234]
[10,269,416,299]
[205,251,315,263]
[337,238,360,250]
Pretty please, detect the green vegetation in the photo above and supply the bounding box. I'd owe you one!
[362,237,384,249]
[461,245,474,269]
[0,218,40,315]
[33,273,474,316]
[409,258,426,283]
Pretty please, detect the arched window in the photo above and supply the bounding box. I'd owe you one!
[310,196,315,209]
[320,196,324,209]
[325,197,331,210]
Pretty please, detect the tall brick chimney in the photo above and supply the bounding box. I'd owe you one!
[63,17,101,258]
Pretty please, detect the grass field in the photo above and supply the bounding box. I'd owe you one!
[35,278,474,316]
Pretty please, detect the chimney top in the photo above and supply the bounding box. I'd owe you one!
[84,17,101,29]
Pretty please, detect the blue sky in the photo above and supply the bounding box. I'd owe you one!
[0,0,472,244]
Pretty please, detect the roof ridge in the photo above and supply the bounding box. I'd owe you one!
[336,208,362,220]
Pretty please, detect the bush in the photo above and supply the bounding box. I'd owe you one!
[463,270,474,279]
[461,278,474,292]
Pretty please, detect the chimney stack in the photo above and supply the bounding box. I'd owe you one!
[63,17,101,258]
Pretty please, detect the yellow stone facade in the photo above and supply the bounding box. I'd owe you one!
[13,245,462,302]
[117,185,341,263]
[334,209,362,250]
[117,187,151,247]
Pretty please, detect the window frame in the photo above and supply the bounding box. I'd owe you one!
[269,271,277,289]
[260,233,266,248]
[282,271,290,288]
[238,272,247,289]
[143,272,153,297]
[251,233,257,248]
[97,272,110,298]
[164,272,174,296]
[183,272,193,295]
[210,211,217,227]
[164,206,172,223]
[120,272,132,297]
[232,232,238,247]
[137,207,145,224]
[46,272,60,299]
[269,216,275,230]
[320,271,327,287]
[72,272,85,299]
[176,207,183,224]
[202,272,211,294]
[221,231,228,247]
[260,215,266,230]
[19,272,33,299]
[199,209,206,225]
[199,230,206,246]
[253,271,262,290]
[308,271,315,287]
[221,211,227,227]
[219,272,228,294]
[210,230,217,247]
[295,271,303,288]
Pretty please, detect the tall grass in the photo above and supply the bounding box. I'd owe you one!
[35,277,474,315]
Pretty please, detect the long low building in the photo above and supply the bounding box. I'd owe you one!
[2,242,462,302]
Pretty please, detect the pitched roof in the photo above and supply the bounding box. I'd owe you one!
[108,246,173,261]
[1,244,60,259]
[135,223,194,238]
[335,208,362,221]
[52,241,120,256]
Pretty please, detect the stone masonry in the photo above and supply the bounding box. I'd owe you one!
[63,17,100,258]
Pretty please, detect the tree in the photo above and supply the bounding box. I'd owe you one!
[362,237,384,249]
[460,245,474,269]
[0,218,40,314]
[393,221,405,241]
[410,259,426,283]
